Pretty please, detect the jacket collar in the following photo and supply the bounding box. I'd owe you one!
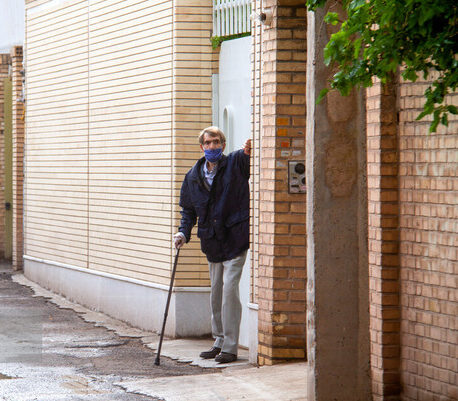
[189,154,228,183]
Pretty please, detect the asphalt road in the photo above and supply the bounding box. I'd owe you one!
[0,267,215,401]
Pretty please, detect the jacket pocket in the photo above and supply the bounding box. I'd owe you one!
[225,210,249,227]
[197,225,215,239]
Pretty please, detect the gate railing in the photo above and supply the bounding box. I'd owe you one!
[213,0,252,37]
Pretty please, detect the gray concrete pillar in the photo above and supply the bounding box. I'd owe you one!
[305,5,371,401]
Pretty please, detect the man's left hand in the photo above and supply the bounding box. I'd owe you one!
[243,139,252,156]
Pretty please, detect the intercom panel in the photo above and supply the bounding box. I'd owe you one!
[288,161,306,194]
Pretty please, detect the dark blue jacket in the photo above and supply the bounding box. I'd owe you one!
[179,149,250,263]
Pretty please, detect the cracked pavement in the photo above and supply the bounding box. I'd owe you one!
[0,267,218,401]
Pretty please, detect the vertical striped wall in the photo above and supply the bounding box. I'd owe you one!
[25,0,213,286]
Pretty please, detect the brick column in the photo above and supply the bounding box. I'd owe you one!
[0,54,11,259]
[257,0,307,365]
[11,46,24,270]
[366,79,400,401]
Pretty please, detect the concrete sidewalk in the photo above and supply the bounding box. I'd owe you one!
[12,273,308,401]
[117,363,308,401]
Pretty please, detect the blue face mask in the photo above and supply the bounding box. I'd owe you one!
[204,148,223,163]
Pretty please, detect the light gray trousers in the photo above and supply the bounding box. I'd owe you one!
[208,250,247,355]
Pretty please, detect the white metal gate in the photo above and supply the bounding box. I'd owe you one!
[213,0,251,37]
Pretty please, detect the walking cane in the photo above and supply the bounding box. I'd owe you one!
[154,247,180,366]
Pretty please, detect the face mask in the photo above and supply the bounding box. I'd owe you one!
[204,148,223,163]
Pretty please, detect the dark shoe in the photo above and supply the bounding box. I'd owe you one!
[199,347,221,359]
[215,352,237,364]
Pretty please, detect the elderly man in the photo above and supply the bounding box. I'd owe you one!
[174,126,251,364]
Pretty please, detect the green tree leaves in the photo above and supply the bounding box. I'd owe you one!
[307,0,458,132]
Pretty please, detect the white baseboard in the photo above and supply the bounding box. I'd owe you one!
[23,256,212,337]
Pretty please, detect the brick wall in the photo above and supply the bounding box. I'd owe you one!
[257,0,307,365]
[367,72,457,401]
[398,77,457,401]
[251,0,262,306]
[11,46,24,270]
[0,54,11,259]
[367,79,401,400]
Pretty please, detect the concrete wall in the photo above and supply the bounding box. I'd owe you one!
[306,3,370,400]
[24,256,211,337]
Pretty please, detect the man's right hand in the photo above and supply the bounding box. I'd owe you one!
[173,232,186,249]
[243,139,252,156]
